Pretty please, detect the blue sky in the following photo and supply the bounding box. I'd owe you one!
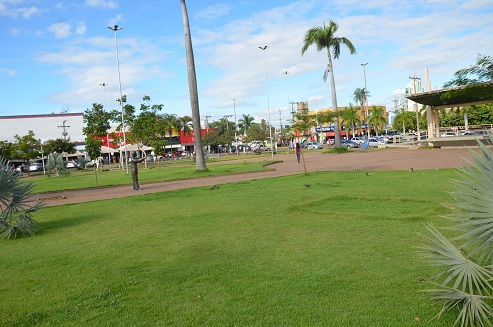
[1,0,492,127]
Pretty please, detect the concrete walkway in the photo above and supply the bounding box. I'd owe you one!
[35,147,475,207]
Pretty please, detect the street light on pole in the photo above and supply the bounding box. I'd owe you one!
[259,46,274,158]
[232,98,238,155]
[107,24,128,172]
[361,63,369,138]
[100,82,111,164]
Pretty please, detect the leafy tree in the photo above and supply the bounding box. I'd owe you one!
[442,54,493,101]
[13,130,41,163]
[83,103,111,161]
[245,124,268,142]
[180,0,207,171]
[392,108,415,134]
[340,104,361,139]
[301,20,356,148]
[238,114,255,136]
[467,104,493,125]
[367,106,386,136]
[418,136,493,327]
[83,103,111,185]
[0,141,16,161]
[43,138,76,155]
[0,155,44,239]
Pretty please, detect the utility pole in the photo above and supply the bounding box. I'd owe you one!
[58,120,70,140]
[223,115,233,130]
[204,115,212,132]
[409,74,421,144]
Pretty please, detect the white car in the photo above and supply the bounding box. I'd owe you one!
[367,137,384,147]
[304,142,323,150]
[440,131,457,137]
[66,161,78,169]
[29,163,43,172]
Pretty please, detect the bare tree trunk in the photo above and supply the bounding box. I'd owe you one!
[180,0,207,171]
[328,54,341,148]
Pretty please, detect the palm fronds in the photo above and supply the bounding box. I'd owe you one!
[418,136,493,326]
[0,155,44,239]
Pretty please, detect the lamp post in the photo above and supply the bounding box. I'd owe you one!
[259,46,274,158]
[107,24,128,172]
[283,71,290,146]
[361,63,369,138]
[100,82,111,164]
[232,98,238,155]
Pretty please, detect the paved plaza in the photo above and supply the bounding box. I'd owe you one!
[36,147,476,207]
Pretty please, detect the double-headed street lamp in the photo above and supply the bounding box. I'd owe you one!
[259,46,274,158]
[107,24,128,172]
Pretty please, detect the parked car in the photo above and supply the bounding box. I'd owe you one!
[29,162,43,172]
[251,144,270,151]
[473,130,491,135]
[440,131,457,137]
[304,142,323,150]
[340,140,359,148]
[367,137,384,147]
[351,137,365,145]
[66,160,78,169]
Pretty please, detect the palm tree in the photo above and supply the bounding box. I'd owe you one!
[301,20,356,148]
[340,104,361,140]
[0,156,44,239]
[353,87,369,125]
[367,106,386,137]
[238,114,255,136]
[180,0,207,171]
[161,113,179,154]
[178,115,193,151]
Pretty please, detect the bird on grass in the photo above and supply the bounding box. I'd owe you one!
[409,168,414,172]
[355,168,359,172]
[305,184,311,188]
[210,185,220,190]
[365,172,371,176]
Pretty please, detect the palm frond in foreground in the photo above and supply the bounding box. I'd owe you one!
[0,156,44,239]
[418,136,493,326]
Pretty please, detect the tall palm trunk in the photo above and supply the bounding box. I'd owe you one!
[328,54,341,147]
[180,0,207,171]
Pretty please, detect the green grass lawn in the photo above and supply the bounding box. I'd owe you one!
[2,169,459,326]
[28,159,278,194]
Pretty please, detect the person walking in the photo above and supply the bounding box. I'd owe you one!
[295,143,301,163]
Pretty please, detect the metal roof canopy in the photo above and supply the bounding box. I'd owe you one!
[407,81,493,109]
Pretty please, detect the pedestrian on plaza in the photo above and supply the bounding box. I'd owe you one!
[295,143,301,163]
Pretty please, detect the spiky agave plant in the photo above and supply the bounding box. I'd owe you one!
[418,136,493,326]
[46,153,66,177]
[0,156,44,239]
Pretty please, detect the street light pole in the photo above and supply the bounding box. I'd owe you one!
[107,24,128,173]
[259,46,274,158]
[232,98,238,155]
[100,82,111,164]
[361,63,369,138]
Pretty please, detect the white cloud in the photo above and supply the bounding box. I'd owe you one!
[76,22,86,35]
[48,22,72,39]
[0,67,17,77]
[195,3,231,22]
[84,0,117,9]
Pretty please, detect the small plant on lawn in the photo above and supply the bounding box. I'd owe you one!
[418,136,493,326]
[0,156,44,239]
[46,153,68,177]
